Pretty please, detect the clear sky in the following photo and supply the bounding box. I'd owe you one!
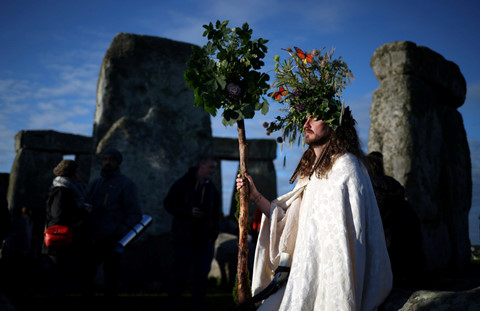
[1,0,479,243]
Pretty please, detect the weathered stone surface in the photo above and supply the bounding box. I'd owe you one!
[380,286,480,311]
[7,149,63,213]
[368,41,471,273]
[93,33,200,148]
[370,41,466,108]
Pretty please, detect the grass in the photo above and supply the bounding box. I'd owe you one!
[5,285,240,311]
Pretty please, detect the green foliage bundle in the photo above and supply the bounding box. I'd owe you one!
[266,47,354,145]
[184,20,270,126]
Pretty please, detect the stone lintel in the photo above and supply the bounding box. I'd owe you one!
[15,130,92,154]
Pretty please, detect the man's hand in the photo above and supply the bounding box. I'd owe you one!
[236,172,259,202]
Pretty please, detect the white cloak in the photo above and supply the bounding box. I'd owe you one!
[252,153,393,311]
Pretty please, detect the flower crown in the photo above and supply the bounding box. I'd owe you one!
[266,46,353,145]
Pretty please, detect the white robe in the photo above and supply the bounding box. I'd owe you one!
[252,153,393,311]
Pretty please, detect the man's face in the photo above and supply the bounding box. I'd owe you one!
[303,117,332,146]
[198,160,217,180]
[102,154,119,171]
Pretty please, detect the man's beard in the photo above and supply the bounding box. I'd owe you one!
[305,133,330,147]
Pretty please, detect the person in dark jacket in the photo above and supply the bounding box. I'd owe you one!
[83,147,142,306]
[367,151,427,289]
[42,159,91,306]
[164,156,222,311]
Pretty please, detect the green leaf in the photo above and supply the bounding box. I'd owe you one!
[204,104,218,116]
[215,75,227,90]
[261,99,269,115]
[221,117,237,127]
[223,108,239,121]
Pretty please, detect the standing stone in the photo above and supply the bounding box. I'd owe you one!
[92,33,212,236]
[368,41,471,273]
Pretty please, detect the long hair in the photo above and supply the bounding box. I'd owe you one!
[290,108,365,183]
[53,159,79,178]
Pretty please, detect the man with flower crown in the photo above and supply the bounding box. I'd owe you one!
[236,46,392,310]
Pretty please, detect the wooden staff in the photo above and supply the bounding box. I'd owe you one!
[236,119,251,303]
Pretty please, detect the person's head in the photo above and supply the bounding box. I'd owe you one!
[53,159,79,179]
[197,156,217,182]
[264,46,359,182]
[303,117,333,147]
[366,151,385,176]
[290,108,363,182]
[21,206,32,218]
[101,148,122,172]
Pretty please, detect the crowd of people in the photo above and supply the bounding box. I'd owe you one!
[0,148,143,310]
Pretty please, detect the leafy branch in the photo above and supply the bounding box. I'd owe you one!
[184,20,270,125]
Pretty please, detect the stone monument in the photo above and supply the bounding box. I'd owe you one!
[369,41,471,274]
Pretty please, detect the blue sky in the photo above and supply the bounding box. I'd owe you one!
[1,0,479,243]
